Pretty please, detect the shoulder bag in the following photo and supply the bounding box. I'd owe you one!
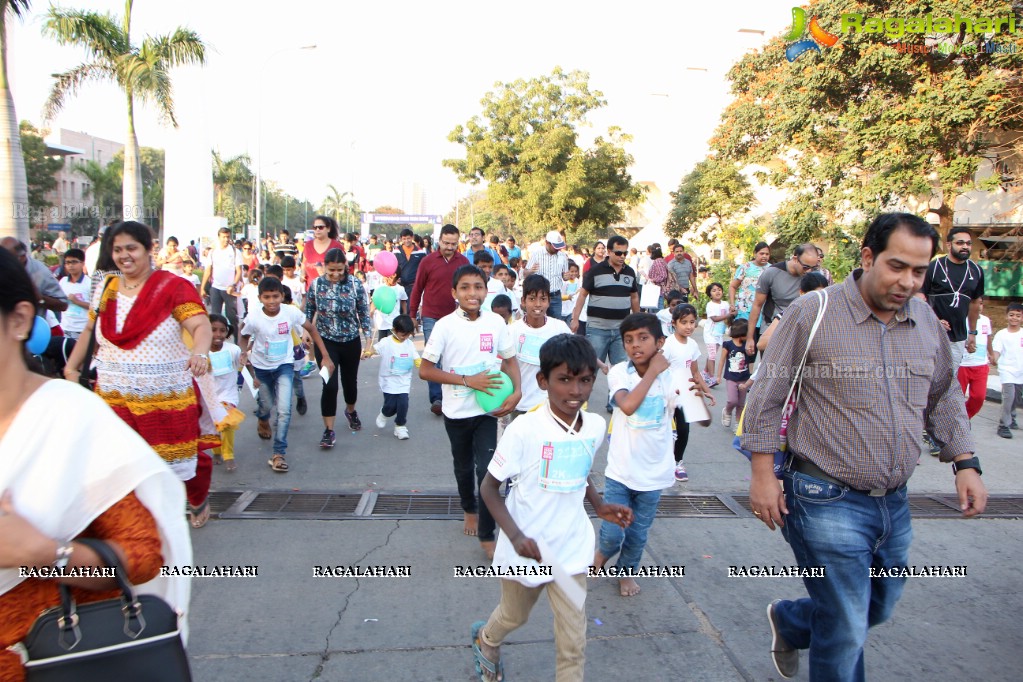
[78,276,114,390]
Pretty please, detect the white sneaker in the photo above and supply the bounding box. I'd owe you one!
[394,425,410,440]
[721,411,732,428]
[375,412,387,429]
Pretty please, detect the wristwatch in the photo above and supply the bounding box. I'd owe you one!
[967,330,978,335]
[53,541,74,569]
[952,457,982,476]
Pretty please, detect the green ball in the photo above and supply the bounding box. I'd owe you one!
[372,286,397,315]
[474,371,513,413]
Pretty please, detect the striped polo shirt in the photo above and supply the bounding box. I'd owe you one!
[583,261,639,330]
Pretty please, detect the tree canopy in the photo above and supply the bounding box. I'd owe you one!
[19,121,60,211]
[712,0,1023,238]
[444,67,645,245]
[665,156,756,242]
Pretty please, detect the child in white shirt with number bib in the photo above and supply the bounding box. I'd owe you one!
[420,265,521,558]
[662,303,714,483]
[471,334,632,682]
[369,315,420,439]
[510,274,571,414]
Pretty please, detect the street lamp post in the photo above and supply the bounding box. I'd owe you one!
[255,45,316,240]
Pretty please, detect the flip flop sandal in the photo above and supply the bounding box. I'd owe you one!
[212,453,224,465]
[257,419,272,439]
[225,460,237,472]
[471,620,504,681]
[268,454,289,472]
[188,500,211,529]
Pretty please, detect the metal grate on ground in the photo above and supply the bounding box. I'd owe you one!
[209,490,1023,521]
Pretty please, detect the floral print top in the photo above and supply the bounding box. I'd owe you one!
[305,275,371,343]
[732,261,765,320]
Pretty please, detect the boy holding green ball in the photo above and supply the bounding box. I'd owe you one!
[370,272,407,340]
[420,265,521,558]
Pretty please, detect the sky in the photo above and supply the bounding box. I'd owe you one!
[7,0,796,221]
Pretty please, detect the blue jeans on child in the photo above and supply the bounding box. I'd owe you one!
[254,364,295,454]
[773,469,912,682]
[598,477,661,571]
[382,392,409,426]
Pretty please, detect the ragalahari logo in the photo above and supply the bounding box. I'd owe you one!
[785,7,840,61]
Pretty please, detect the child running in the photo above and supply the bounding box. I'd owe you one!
[594,312,680,597]
[371,273,408,340]
[208,314,248,472]
[716,319,756,430]
[662,303,715,482]
[420,265,521,557]
[702,282,730,386]
[241,277,333,473]
[991,302,1023,439]
[510,274,571,414]
[656,290,684,338]
[472,334,632,682]
[367,315,420,440]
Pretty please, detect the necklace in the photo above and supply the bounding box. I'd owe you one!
[122,272,152,291]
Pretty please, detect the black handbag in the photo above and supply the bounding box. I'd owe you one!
[79,277,113,390]
[16,538,192,682]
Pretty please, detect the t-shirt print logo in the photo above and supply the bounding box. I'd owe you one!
[542,444,555,460]
[277,322,289,335]
[480,334,493,352]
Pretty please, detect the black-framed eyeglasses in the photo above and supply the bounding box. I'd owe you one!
[952,240,972,247]
[796,258,819,272]
[611,250,628,257]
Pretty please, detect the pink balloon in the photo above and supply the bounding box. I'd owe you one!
[375,250,398,277]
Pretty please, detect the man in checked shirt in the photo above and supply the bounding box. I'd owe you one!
[742,213,987,682]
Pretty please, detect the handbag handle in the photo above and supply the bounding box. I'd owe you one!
[54,538,146,651]
[784,289,829,407]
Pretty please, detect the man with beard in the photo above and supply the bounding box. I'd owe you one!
[922,226,984,369]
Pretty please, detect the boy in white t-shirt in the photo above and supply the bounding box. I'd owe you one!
[420,264,521,558]
[656,290,684,339]
[370,273,408,339]
[471,334,632,682]
[180,259,201,295]
[595,312,680,598]
[958,300,991,420]
[662,303,715,483]
[509,274,570,413]
[991,302,1023,439]
[702,282,730,386]
[280,256,304,308]
[241,277,332,473]
[367,315,420,439]
[563,261,584,332]
[58,248,90,339]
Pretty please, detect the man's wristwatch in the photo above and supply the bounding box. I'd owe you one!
[952,457,982,476]
[53,541,74,570]
[968,330,978,335]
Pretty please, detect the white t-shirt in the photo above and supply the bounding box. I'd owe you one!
[209,342,242,406]
[656,308,674,338]
[564,279,585,322]
[488,407,605,586]
[606,361,678,491]
[180,272,201,288]
[282,276,303,305]
[240,282,260,321]
[208,245,242,290]
[59,275,91,334]
[960,315,992,369]
[373,335,420,394]
[991,328,1023,384]
[662,334,702,376]
[509,317,571,412]
[483,277,508,312]
[422,309,516,419]
[703,301,730,344]
[240,305,306,370]
[372,284,408,332]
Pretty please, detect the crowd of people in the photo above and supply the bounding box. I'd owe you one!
[1,211,1015,681]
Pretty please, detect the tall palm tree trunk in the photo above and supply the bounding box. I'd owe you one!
[0,8,28,241]
[122,91,143,222]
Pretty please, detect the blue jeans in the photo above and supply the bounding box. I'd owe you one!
[421,317,442,404]
[598,477,662,571]
[585,325,626,367]
[774,470,912,682]
[382,392,409,426]
[546,292,562,320]
[254,364,295,455]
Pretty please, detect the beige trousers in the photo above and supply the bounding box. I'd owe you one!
[480,574,587,682]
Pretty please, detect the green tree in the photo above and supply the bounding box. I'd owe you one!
[0,0,32,241]
[112,146,163,229]
[718,219,767,263]
[19,120,61,212]
[444,67,645,244]
[666,156,756,243]
[320,184,361,231]
[212,151,253,230]
[43,1,206,222]
[368,205,410,237]
[712,0,1023,237]
[76,157,121,229]
[444,190,513,237]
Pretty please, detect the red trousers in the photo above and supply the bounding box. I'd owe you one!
[185,451,213,508]
[957,364,989,419]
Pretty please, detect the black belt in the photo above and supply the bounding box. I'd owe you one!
[786,455,900,497]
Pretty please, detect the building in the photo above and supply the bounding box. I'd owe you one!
[43,129,124,234]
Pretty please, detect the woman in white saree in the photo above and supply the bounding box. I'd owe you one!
[0,248,191,681]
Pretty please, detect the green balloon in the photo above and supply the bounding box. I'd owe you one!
[474,371,513,413]
[372,286,397,315]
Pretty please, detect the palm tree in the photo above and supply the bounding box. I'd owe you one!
[43,1,205,223]
[76,158,121,228]
[212,150,252,216]
[0,0,32,241]
[320,183,349,225]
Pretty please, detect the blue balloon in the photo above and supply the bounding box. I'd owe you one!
[27,315,51,354]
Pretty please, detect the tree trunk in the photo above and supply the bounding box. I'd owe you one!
[0,11,29,242]
[931,198,953,239]
[122,91,144,224]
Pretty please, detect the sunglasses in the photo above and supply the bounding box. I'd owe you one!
[313,225,328,230]
[796,258,819,272]
[611,250,628,257]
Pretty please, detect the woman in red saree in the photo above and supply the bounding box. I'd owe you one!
[65,222,217,527]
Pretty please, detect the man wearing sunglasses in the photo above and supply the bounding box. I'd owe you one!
[745,244,820,357]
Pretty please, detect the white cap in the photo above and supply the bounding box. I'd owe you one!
[545,230,566,250]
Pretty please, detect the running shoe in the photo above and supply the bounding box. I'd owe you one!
[296,396,307,416]
[674,463,688,482]
[721,411,731,428]
[376,411,387,429]
[431,400,443,416]
[319,429,336,449]
[345,410,362,430]
[394,425,410,440]
[998,425,1013,439]
[299,361,316,378]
